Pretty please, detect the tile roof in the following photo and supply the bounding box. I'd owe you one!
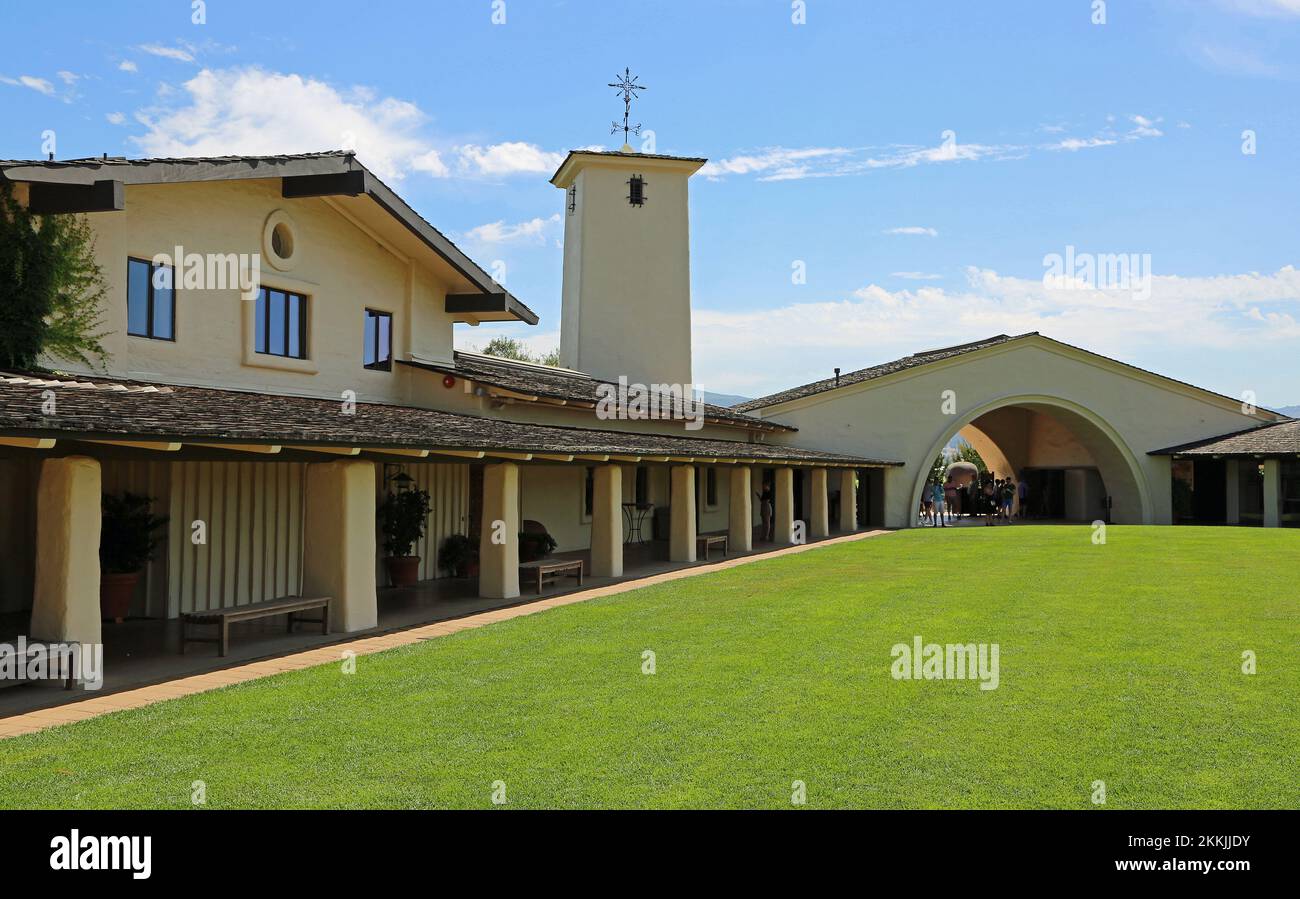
[0,373,897,467]
[1150,418,1300,457]
[733,332,1292,419]
[733,335,1026,412]
[401,352,796,433]
[0,152,538,326]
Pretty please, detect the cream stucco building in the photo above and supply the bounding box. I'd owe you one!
[0,146,1295,679]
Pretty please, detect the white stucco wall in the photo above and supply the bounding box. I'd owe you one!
[754,338,1279,528]
[40,179,458,404]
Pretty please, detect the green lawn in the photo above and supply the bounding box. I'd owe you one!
[2,526,1297,809]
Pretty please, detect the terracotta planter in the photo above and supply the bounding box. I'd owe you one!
[384,555,421,587]
[100,571,140,624]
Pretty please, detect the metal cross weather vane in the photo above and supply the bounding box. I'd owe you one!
[609,68,646,148]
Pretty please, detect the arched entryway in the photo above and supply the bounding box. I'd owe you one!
[909,394,1153,527]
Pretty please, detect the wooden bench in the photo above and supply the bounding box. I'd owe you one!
[518,559,583,594]
[697,534,729,561]
[181,596,331,657]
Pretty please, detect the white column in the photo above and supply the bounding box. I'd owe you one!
[774,467,795,545]
[591,464,623,578]
[670,465,697,562]
[30,456,103,646]
[1263,459,1282,528]
[838,469,857,532]
[478,462,521,598]
[1225,459,1240,525]
[728,466,752,552]
[303,460,378,632]
[810,468,830,539]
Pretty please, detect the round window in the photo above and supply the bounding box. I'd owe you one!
[262,211,299,272]
[271,223,293,260]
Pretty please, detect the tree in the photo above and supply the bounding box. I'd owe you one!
[0,182,108,370]
[475,335,560,367]
[952,438,988,473]
[929,438,988,485]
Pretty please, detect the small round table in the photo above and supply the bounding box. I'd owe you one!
[622,502,654,545]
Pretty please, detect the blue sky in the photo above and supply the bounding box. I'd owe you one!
[3,0,1297,405]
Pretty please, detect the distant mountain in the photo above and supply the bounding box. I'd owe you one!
[1278,405,1300,418]
[704,391,753,408]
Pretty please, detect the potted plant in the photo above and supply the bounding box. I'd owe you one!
[438,534,478,578]
[379,487,433,587]
[99,492,169,624]
[518,529,558,563]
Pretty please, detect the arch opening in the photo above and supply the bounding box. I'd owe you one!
[909,395,1151,527]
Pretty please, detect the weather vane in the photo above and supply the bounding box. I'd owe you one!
[609,68,646,148]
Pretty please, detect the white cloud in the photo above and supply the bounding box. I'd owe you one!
[456,142,565,176]
[106,111,127,125]
[700,147,853,181]
[138,43,195,63]
[132,67,436,181]
[56,70,78,85]
[1050,137,1118,152]
[464,214,561,245]
[1196,44,1285,77]
[891,272,944,280]
[885,226,938,237]
[691,265,1300,394]
[1215,0,1300,15]
[410,149,449,177]
[1129,114,1164,139]
[119,60,138,73]
[128,66,562,183]
[1,75,55,96]
[703,116,1168,182]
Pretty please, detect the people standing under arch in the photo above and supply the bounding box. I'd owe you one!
[931,480,946,527]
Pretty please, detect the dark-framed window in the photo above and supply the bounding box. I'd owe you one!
[255,287,307,359]
[363,308,392,371]
[127,257,175,340]
[705,467,718,507]
[635,466,649,505]
[627,174,646,207]
[584,467,595,518]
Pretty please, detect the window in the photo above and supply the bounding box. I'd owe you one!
[627,174,646,207]
[635,466,649,505]
[583,467,595,519]
[705,467,718,508]
[363,309,392,371]
[255,287,307,359]
[127,257,175,340]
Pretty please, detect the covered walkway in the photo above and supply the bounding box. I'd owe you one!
[0,529,889,735]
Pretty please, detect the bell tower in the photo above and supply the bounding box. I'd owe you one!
[550,149,705,387]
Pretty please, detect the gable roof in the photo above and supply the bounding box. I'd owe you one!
[0,372,893,467]
[733,335,1024,412]
[734,332,1289,418]
[1150,418,1300,458]
[400,351,795,434]
[0,151,538,325]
